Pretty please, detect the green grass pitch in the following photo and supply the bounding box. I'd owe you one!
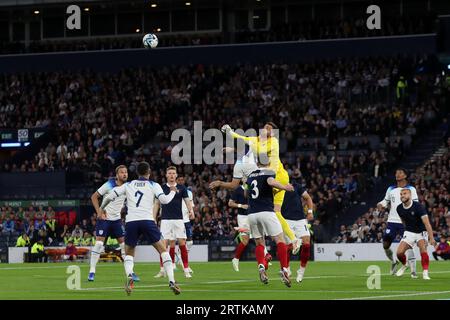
[0,261,449,300]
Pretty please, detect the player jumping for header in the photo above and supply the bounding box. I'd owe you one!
[245,163,294,287]
[221,123,300,254]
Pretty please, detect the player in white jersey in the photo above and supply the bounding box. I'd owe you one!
[101,162,181,295]
[88,165,139,282]
[209,146,258,190]
[377,168,419,277]
[209,146,273,270]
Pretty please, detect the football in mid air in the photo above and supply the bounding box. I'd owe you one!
[143,33,158,49]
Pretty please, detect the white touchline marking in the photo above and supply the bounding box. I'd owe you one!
[336,290,450,300]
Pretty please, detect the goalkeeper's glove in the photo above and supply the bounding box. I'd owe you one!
[221,124,232,134]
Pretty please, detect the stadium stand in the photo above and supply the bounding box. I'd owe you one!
[0,53,448,246]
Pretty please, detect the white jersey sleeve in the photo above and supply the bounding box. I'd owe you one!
[97,180,126,221]
[377,187,391,208]
[151,182,176,204]
[97,180,113,196]
[182,189,193,223]
[411,187,419,201]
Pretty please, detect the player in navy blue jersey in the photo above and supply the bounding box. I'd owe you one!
[281,180,314,283]
[229,183,250,272]
[175,175,195,273]
[153,166,194,279]
[245,166,294,287]
[395,188,435,280]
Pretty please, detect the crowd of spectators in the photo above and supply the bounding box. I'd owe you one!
[0,54,448,243]
[235,16,436,43]
[0,205,96,247]
[334,137,449,247]
[0,15,437,55]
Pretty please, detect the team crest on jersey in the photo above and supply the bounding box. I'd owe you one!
[411,211,415,216]
[99,230,104,235]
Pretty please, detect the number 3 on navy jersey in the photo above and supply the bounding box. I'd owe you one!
[135,191,143,207]
[250,180,259,199]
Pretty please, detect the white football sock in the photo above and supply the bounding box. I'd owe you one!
[406,249,417,273]
[161,251,175,283]
[124,255,134,277]
[186,240,193,251]
[119,242,125,260]
[89,241,103,273]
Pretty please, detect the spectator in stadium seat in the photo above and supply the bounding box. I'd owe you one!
[33,212,46,231]
[311,219,326,243]
[16,232,30,247]
[2,216,15,235]
[80,219,91,234]
[71,224,83,239]
[81,232,95,246]
[60,224,71,245]
[432,235,450,260]
[27,206,36,220]
[45,213,57,239]
[63,241,78,261]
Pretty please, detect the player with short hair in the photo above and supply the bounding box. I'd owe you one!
[395,188,435,280]
[177,175,195,272]
[377,168,419,277]
[153,166,194,279]
[245,164,294,287]
[101,162,181,295]
[88,165,139,282]
[281,179,314,283]
[221,123,300,254]
[209,145,273,269]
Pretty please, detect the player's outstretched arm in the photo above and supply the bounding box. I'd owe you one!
[221,124,254,143]
[209,178,240,190]
[228,199,248,210]
[267,177,294,191]
[154,183,177,204]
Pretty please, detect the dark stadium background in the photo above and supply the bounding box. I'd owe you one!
[0,0,449,264]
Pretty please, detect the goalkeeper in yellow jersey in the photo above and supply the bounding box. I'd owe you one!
[221,122,300,254]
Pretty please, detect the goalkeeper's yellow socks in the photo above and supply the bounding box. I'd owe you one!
[275,211,296,240]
